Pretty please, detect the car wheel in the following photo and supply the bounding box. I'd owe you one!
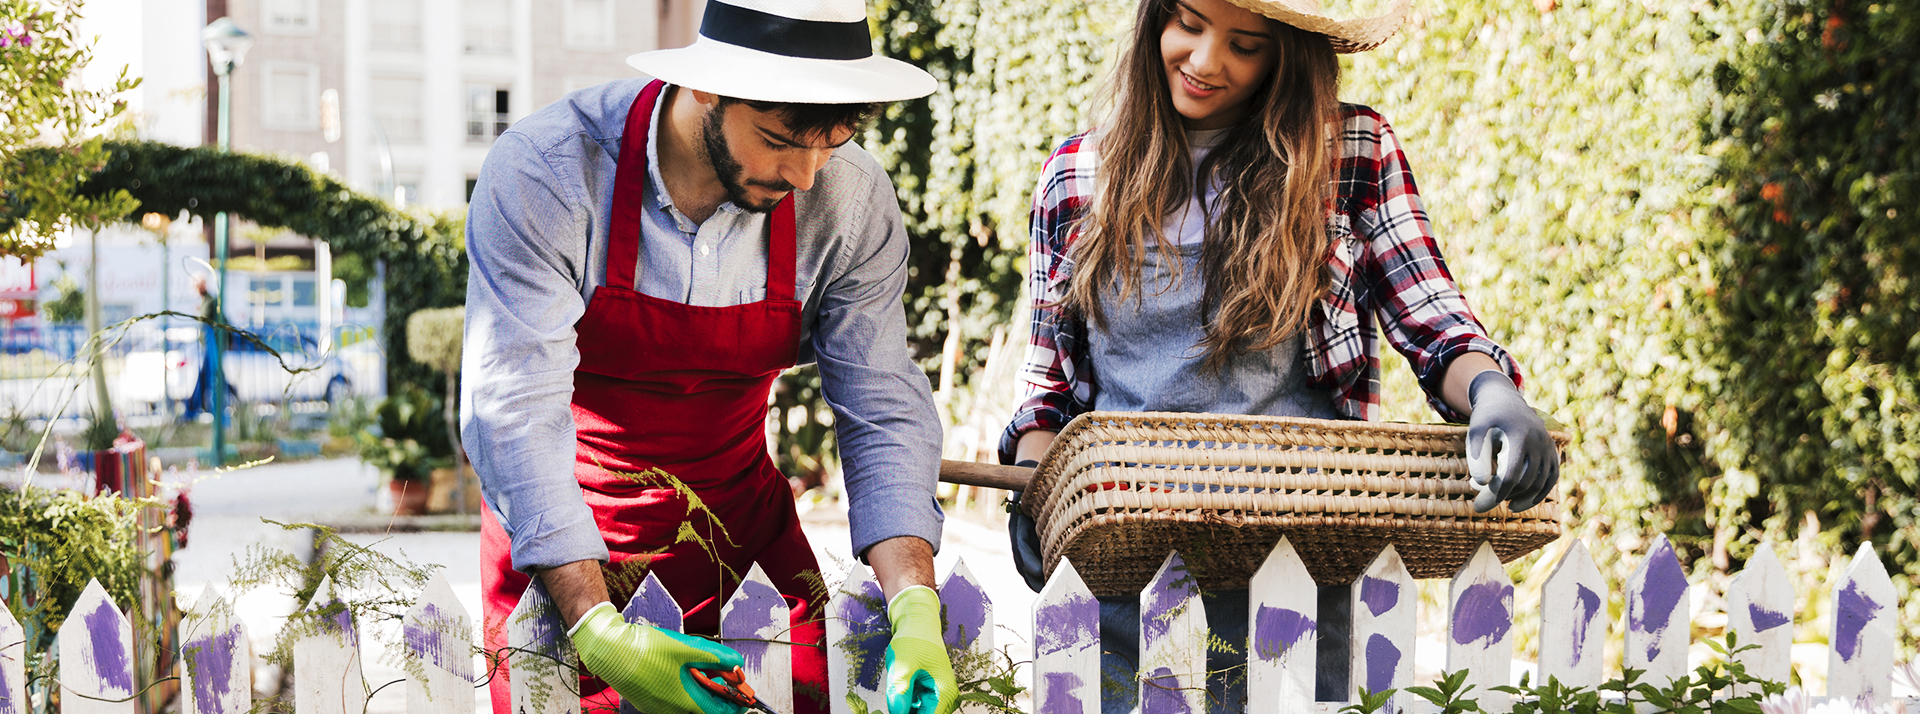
[325,377,350,405]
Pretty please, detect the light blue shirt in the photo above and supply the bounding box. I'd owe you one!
[461,78,944,574]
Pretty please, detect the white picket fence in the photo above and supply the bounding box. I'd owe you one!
[12,535,1917,714]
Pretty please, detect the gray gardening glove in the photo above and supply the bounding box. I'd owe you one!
[1466,371,1559,513]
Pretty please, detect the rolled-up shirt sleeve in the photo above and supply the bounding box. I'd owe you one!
[811,174,945,560]
[461,131,609,573]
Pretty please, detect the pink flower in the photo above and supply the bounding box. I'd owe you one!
[2,21,28,47]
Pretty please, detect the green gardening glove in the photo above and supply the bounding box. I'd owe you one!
[568,602,746,714]
[883,586,959,714]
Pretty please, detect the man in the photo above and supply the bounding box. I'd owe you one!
[462,1,957,712]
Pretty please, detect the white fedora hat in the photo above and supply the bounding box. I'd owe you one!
[627,0,937,104]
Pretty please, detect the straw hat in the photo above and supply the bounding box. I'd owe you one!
[1223,0,1412,53]
[626,0,936,104]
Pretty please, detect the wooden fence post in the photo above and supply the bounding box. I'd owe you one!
[1032,558,1098,714]
[1623,535,1689,690]
[59,579,135,714]
[507,578,578,714]
[1139,551,1206,714]
[293,575,365,714]
[180,585,249,714]
[1726,546,1792,696]
[1350,545,1415,714]
[1246,536,1315,714]
[0,593,26,714]
[940,559,994,714]
[827,563,888,714]
[1826,543,1896,706]
[402,572,473,714]
[621,572,685,714]
[722,564,792,714]
[1539,540,1606,689]
[1447,542,1514,713]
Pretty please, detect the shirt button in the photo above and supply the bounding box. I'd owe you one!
[700,243,711,256]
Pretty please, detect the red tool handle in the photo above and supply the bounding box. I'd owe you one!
[691,666,764,709]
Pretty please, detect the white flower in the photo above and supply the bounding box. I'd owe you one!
[1760,687,1811,714]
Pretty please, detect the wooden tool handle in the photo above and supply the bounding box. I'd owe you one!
[937,459,1035,491]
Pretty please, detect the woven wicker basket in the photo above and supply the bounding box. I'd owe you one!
[1024,411,1569,597]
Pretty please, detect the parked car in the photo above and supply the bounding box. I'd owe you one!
[117,327,355,412]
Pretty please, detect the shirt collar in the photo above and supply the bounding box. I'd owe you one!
[645,87,742,217]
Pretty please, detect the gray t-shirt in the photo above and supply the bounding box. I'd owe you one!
[461,79,943,573]
[1088,129,1339,419]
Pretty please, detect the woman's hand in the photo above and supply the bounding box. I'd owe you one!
[1464,371,1559,513]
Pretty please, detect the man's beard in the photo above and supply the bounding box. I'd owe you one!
[700,104,794,214]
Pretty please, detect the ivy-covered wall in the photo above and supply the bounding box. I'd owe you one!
[856,0,1919,655]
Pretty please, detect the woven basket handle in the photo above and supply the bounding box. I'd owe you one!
[937,460,1034,491]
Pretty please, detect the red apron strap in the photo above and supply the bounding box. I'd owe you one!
[767,196,797,302]
[606,79,668,291]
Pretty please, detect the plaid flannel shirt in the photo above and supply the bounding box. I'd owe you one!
[999,104,1523,463]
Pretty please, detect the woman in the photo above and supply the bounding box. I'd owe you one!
[998,0,1559,710]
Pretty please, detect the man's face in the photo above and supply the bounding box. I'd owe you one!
[700,100,856,213]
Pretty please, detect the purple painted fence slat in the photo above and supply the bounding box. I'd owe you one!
[827,563,888,714]
[0,593,25,714]
[1246,536,1316,714]
[1447,542,1514,713]
[940,559,995,714]
[508,578,579,714]
[1539,540,1606,688]
[722,564,792,714]
[1139,551,1206,714]
[59,579,135,714]
[294,575,366,714]
[1726,547,1792,696]
[1623,535,1689,688]
[1349,545,1414,714]
[403,572,473,714]
[622,572,686,714]
[1826,543,1896,705]
[1033,558,1099,714]
[182,586,250,714]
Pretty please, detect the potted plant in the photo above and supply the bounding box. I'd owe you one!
[405,307,475,513]
[355,385,452,516]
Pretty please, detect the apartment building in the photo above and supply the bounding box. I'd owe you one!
[217,0,701,207]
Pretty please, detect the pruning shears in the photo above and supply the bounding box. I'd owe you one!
[691,666,780,714]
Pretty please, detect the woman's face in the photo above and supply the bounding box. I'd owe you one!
[1160,0,1278,130]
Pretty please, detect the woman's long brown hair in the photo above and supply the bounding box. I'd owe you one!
[1065,0,1342,370]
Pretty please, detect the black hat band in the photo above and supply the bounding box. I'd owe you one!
[699,1,873,61]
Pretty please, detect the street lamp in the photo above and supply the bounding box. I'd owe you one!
[202,17,251,466]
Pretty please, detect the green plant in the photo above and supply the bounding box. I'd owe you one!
[0,0,140,259]
[1406,670,1480,714]
[0,484,149,651]
[355,385,452,483]
[42,272,82,323]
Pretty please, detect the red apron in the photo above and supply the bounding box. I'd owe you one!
[481,79,827,714]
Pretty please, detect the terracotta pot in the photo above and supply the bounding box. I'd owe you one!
[427,465,484,514]
[389,478,429,516]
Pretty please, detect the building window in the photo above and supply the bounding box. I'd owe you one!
[261,63,319,130]
[564,0,614,49]
[371,76,423,143]
[263,0,316,35]
[467,86,510,143]
[463,0,512,55]
[371,0,420,50]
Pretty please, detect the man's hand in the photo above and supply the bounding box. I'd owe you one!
[569,602,747,714]
[1464,371,1560,513]
[883,586,958,714]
